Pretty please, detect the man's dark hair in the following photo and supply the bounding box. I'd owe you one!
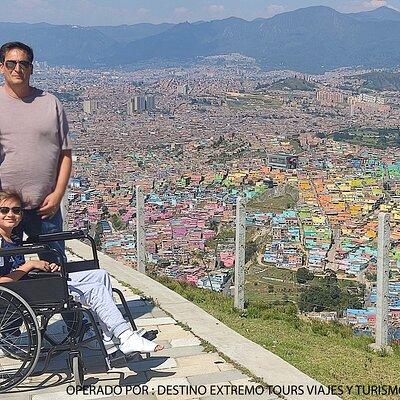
[0,42,34,63]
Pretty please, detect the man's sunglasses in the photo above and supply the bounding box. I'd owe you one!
[0,207,23,215]
[3,60,32,70]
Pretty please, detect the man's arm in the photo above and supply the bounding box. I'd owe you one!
[38,149,72,219]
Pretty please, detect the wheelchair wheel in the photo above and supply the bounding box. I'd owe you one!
[0,286,41,393]
[72,355,84,387]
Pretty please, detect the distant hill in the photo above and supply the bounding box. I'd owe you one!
[93,23,174,44]
[266,78,316,91]
[1,6,400,72]
[349,6,400,22]
[358,71,400,91]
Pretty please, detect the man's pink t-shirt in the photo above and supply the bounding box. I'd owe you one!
[0,87,71,209]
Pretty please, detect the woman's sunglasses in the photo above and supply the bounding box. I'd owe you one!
[4,60,32,70]
[0,207,23,215]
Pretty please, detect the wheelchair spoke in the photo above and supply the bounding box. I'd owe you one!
[0,287,41,393]
[0,338,28,355]
[0,303,11,328]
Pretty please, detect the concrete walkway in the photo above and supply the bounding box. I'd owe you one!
[5,259,277,400]
[2,241,342,400]
[64,240,342,400]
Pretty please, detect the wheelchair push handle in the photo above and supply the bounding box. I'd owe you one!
[26,229,88,243]
[0,244,50,257]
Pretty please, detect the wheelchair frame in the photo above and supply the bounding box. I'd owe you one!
[0,230,140,393]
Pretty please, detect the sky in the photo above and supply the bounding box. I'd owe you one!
[4,0,400,26]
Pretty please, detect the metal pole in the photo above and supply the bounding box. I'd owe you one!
[61,189,69,230]
[234,196,246,310]
[136,185,146,273]
[371,212,391,352]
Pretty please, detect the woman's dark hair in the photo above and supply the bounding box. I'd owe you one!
[0,42,34,63]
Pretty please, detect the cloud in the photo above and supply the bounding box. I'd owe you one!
[173,6,190,17]
[266,4,285,17]
[208,4,225,14]
[15,0,47,9]
[362,0,387,8]
[137,7,150,17]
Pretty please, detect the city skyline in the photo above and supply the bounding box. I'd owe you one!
[3,0,400,26]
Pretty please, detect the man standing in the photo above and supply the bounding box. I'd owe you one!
[0,42,72,260]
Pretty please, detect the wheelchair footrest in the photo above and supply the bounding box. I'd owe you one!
[142,329,158,341]
[109,350,127,368]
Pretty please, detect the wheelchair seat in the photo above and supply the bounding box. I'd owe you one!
[2,272,68,308]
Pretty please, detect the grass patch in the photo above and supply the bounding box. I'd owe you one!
[153,275,400,400]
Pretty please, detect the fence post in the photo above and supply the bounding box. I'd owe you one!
[234,196,246,310]
[370,212,392,353]
[61,189,69,230]
[136,185,146,274]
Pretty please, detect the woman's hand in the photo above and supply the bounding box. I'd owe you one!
[27,260,61,272]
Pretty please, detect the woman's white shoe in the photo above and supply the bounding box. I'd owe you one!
[118,332,163,355]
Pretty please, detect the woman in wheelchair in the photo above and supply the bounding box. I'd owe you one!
[0,190,163,355]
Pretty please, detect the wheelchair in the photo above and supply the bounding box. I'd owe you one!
[0,230,151,393]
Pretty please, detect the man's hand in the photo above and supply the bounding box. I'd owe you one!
[38,191,63,219]
[27,260,61,272]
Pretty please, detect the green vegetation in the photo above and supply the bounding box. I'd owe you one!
[289,138,303,153]
[333,127,400,149]
[246,263,299,304]
[226,93,282,109]
[358,71,400,91]
[247,186,299,212]
[205,226,235,250]
[299,274,363,312]
[259,77,316,92]
[153,275,400,400]
[296,267,314,284]
[111,213,125,231]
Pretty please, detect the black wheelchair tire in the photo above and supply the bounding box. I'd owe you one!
[0,286,41,393]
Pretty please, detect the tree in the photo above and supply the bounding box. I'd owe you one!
[94,222,103,250]
[296,267,314,284]
[245,242,258,263]
[111,213,124,231]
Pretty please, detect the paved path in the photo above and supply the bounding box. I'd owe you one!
[3,242,342,400]
[5,273,277,400]
[65,241,342,400]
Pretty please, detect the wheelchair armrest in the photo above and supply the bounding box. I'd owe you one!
[26,229,88,243]
[27,270,63,278]
[0,244,50,257]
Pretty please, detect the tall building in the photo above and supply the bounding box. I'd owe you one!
[127,96,146,115]
[145,95,156,111]
[83,99,99,114]
[127,95,156,115]
[178,84,189,96]
[348,94,390,114]
[316,90,344,105]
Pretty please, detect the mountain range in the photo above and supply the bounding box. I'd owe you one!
[0,6,399,73]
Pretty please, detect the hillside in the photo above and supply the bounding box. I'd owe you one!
[1,6,400,72]
[358,71,400,91]
[267,77,316,91]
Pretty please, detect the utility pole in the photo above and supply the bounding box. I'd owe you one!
[234,196,246,310]
[136,185,146,274]
[370,212,392,353]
